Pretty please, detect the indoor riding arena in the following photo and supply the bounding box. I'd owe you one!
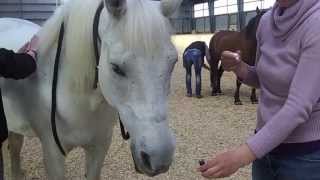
[0,0,275,179]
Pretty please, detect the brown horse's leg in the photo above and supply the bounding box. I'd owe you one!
[217,65,224,95]
[251,88,258,104]
[210,56,219,96]
[234,79,243,105]
[210,70,215,94]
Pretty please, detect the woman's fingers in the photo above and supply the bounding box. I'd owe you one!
[201,166,222,178]
[197,158,218,172]
[221,50,242,71]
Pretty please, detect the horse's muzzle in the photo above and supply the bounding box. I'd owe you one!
[130,146,171,177]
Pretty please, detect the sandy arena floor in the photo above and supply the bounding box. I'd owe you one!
[3,37,258,180]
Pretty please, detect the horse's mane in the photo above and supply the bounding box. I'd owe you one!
[38,0,172,93]
[36,5,67,55]
[63,0,101,93]
[244,10,266,41]
[245,16,258,40]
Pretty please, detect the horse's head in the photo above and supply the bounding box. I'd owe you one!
[245,7,267,41]
[98,0,181,176]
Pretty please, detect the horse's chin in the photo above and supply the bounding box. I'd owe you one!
[130,145,170,177]
[132,157,169,177]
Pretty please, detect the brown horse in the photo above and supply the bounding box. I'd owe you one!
[208,8,266,105]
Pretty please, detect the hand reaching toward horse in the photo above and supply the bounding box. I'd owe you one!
[197,144,256,179]
[221,50,241,71]
[18,35,39,60]
[221,50,249,80]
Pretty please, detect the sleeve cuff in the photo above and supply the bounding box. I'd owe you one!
[242,66,258,85]
[246,128,274,159]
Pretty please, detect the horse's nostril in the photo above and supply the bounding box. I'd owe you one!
[141,151,152,171]
[110,0,121,7]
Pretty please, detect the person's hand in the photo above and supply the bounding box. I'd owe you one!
[18,35,39,59]
[197,144,256,178]
[28,35,39,51]
[221,50,249,80]
[18,35,38,52]
[221,50,242,72]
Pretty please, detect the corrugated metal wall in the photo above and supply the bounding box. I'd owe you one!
[0,0,57,24]
[0,0,263,34]
[171,0,267,34]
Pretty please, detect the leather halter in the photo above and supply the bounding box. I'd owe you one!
[51,2,129,156]
[92,2,130,141]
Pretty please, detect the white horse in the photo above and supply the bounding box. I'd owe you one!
[0,0,182,179]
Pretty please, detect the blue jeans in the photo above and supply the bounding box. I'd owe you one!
[183,49,203,96]
[252,150,320,180]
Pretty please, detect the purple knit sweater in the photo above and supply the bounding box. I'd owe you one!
[244,0,320,158]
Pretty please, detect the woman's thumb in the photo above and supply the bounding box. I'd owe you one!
[235,50,241,60]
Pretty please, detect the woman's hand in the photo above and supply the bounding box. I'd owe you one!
[221,50,249,80]
[197,144,256,178]
[19,35,39,59]
[221,50,241,71]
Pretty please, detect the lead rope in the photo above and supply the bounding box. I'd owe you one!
[51,23,66,156]
[93,2,104,89]
[119,116,130,140]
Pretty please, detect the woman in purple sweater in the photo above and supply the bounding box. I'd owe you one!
[198,0,320,179]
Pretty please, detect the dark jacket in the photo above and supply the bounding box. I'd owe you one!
[0,48,37,144]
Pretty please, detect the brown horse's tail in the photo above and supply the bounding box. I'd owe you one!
[203,62,211,71]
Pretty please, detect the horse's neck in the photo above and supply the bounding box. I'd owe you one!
[36,19,101,104]
[239,28,256,44]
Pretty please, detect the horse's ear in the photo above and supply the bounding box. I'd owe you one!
[256,6,261,14]
[160,0,183,17]
[104,0,127,18]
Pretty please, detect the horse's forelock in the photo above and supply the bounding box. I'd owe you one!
[117,0,172,58]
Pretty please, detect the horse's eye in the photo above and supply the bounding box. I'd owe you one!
[111,63,126,77]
